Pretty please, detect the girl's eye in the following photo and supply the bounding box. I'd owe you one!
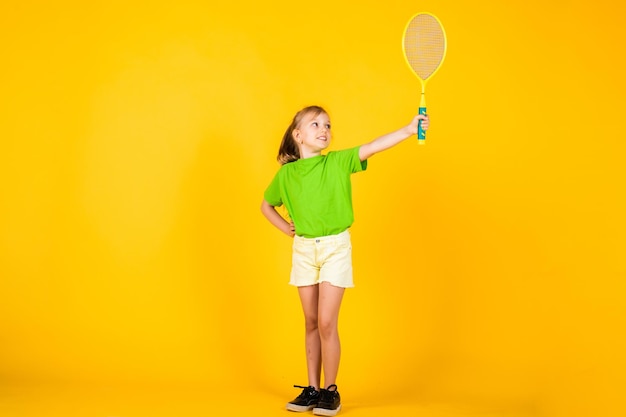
[326,124,331,129]
[312,122,318,127]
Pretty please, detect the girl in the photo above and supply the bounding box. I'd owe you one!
[261,105,429,416]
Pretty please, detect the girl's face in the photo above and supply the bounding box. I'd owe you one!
[294,111,332,155]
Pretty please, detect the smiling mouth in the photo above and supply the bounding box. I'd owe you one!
[317,136,327,141]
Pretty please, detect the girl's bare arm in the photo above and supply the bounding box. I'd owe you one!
[260,199,295,237]
[358,114,429,161]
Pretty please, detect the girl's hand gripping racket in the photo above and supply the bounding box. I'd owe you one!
[402,12,447,144]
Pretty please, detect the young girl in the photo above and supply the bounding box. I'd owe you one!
[261,105,429,416]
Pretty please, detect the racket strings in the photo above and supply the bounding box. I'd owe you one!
[403,14,446,80]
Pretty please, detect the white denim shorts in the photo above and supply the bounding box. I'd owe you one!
[290,229,354,288]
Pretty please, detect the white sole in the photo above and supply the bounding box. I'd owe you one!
[286,403,315,412]
[312,404,341,416]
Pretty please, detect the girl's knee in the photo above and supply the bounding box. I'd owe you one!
[304,315,319,332]
[317,316,338,339]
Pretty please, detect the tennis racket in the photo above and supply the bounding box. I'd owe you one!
[402,12,447,144]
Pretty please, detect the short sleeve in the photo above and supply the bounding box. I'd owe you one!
[352,146,368,173]
[330,146,367,173]
[263,171,283,207]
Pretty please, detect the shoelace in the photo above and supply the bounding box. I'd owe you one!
[318,387,336,403]
[293,385,317,400]
[320,385,337,403]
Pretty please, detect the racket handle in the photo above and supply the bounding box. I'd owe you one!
[418,106,427,143]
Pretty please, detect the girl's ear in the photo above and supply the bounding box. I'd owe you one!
[293,129,300,141]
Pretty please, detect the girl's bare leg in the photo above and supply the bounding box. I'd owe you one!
[317,281,345,388]
[298,284,322,389]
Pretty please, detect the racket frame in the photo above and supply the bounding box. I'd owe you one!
[402,12,447,144]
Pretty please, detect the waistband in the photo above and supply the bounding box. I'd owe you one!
[294,229,350,243]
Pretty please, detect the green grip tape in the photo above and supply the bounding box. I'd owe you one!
[418,107,427,141]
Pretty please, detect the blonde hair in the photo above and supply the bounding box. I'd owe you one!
[277,105,327,165]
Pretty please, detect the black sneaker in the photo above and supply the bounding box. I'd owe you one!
[286,385,320,412]
[312,384,341,416]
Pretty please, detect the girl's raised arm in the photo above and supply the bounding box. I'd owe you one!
[358,114,429,161]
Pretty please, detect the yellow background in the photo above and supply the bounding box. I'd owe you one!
[1,1,625,416]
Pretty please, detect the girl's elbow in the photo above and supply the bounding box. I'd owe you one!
[261,200,275,214]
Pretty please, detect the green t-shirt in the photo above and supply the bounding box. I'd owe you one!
[264,146,368,238]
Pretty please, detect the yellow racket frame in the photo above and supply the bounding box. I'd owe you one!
[402,12,447,144]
